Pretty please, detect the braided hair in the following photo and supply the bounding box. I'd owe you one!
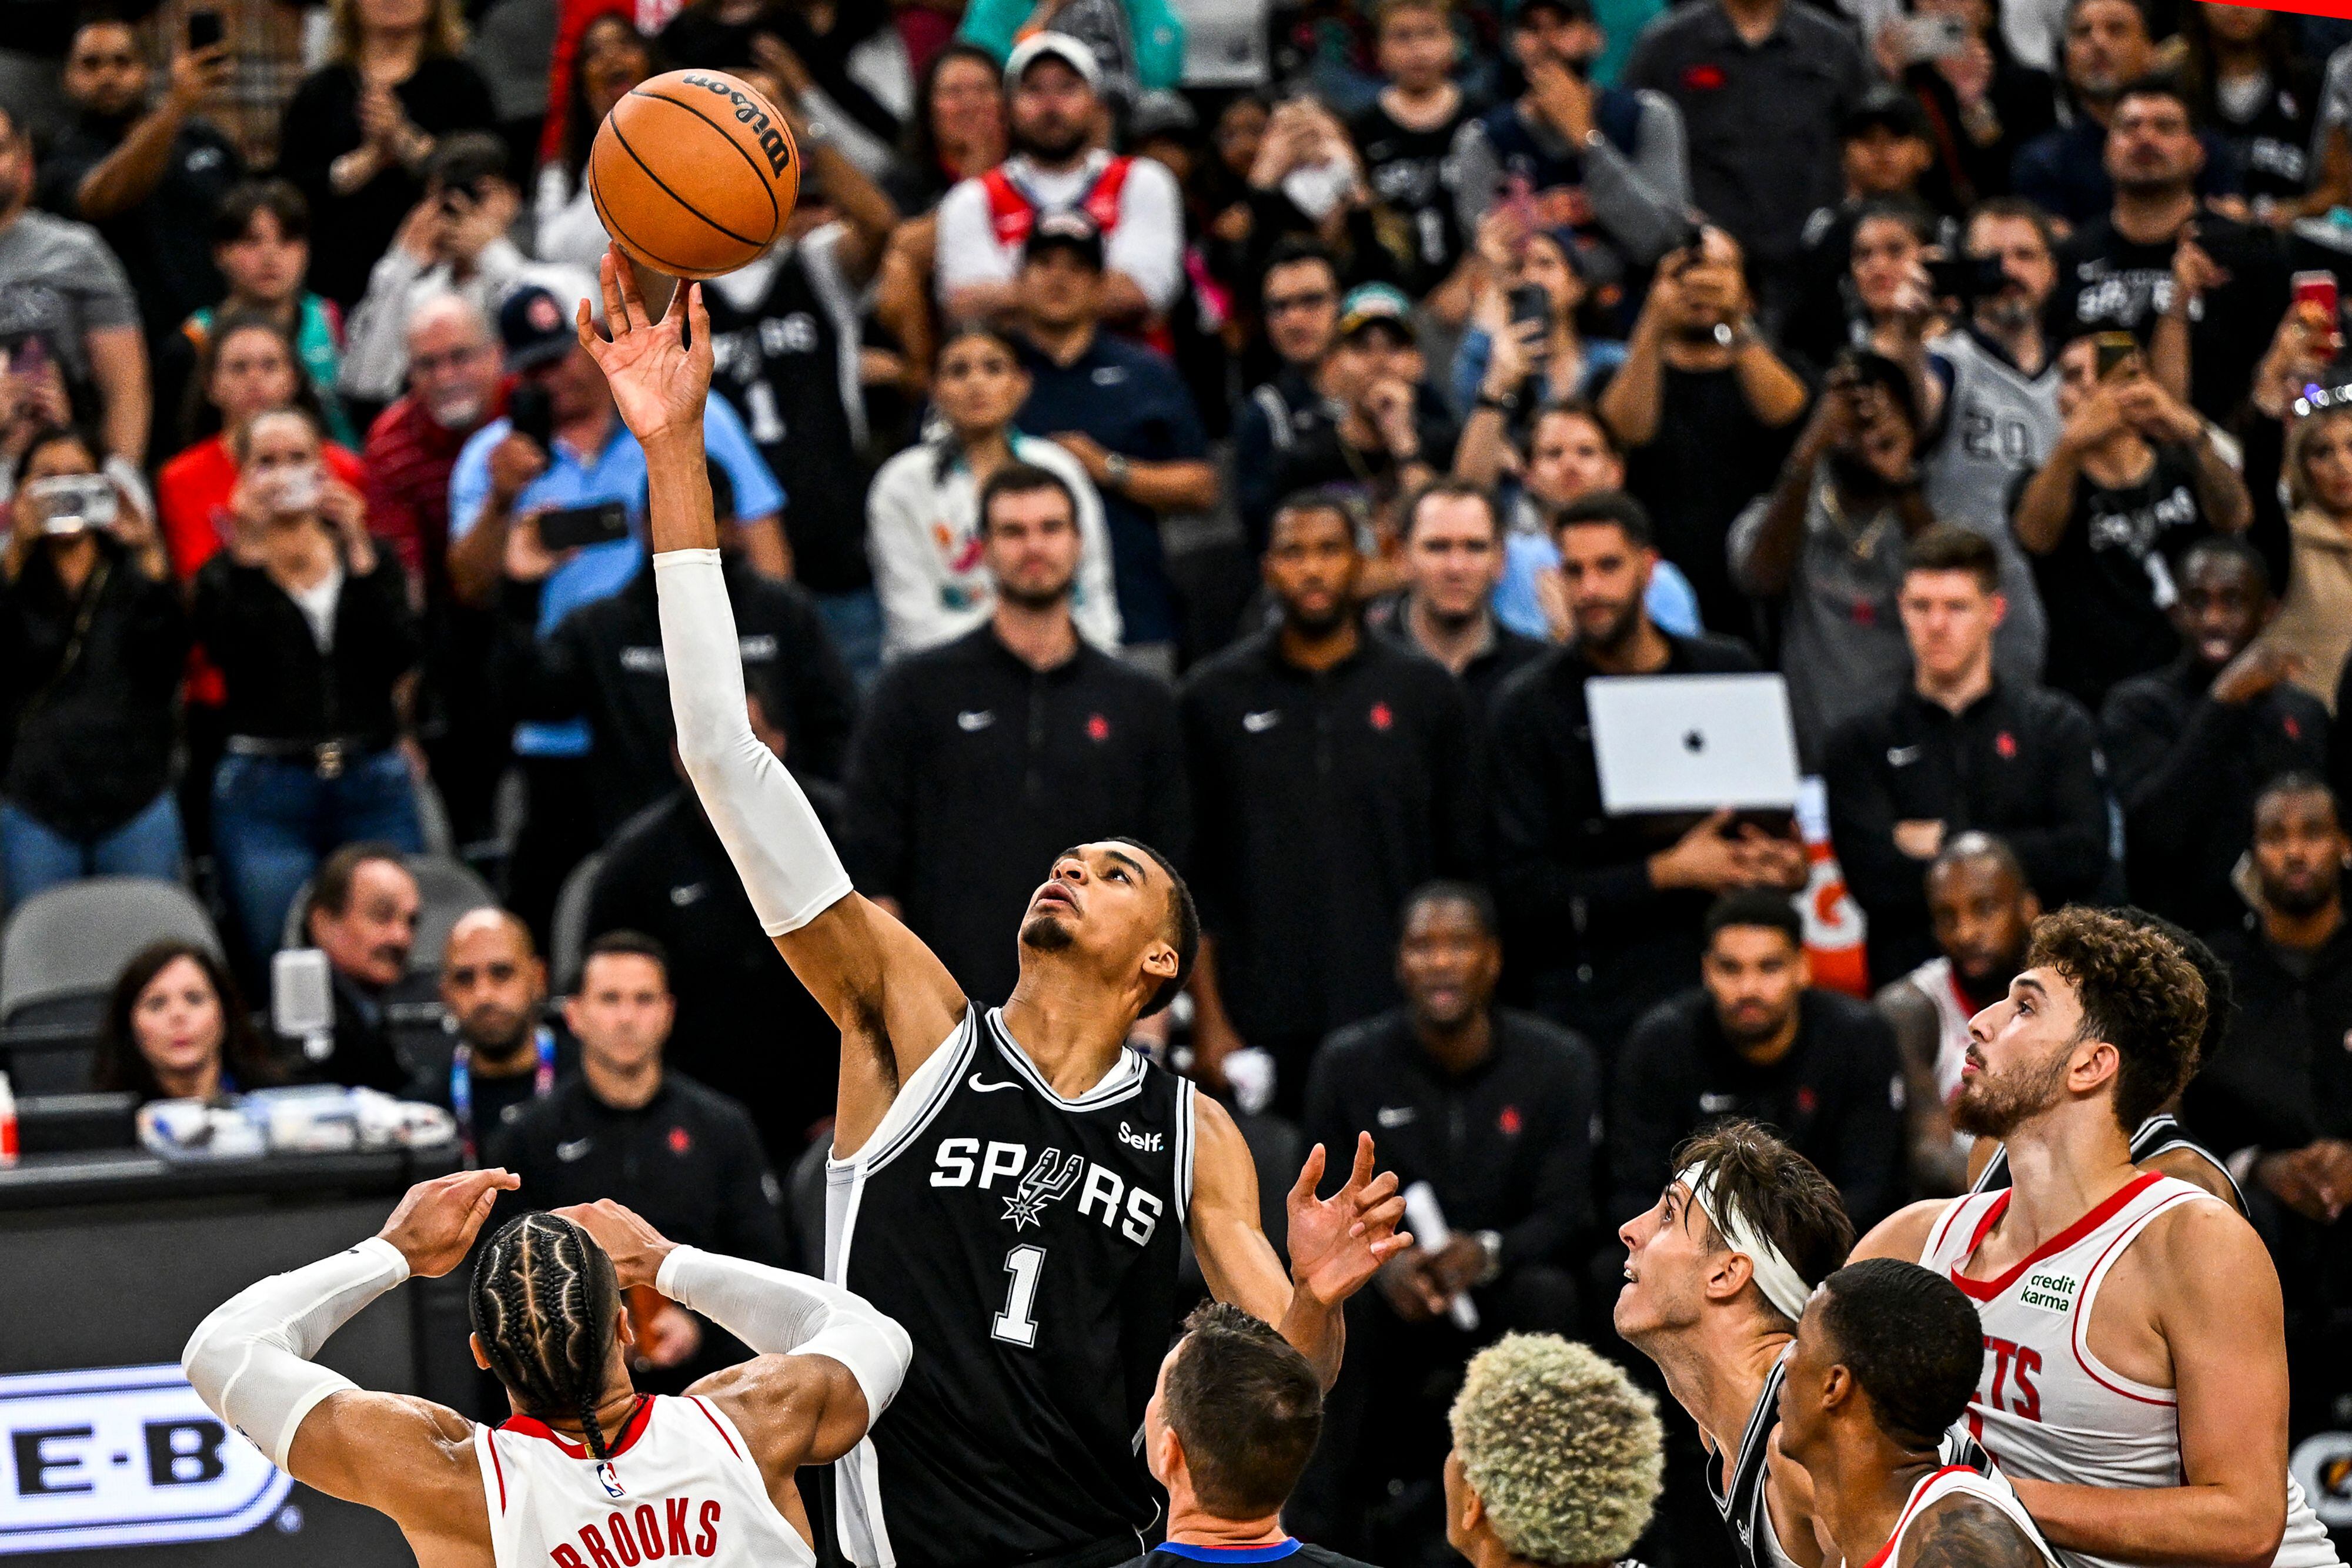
[470,1213,623,1460]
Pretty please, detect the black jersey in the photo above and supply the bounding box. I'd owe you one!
[828,1005,1199,1568]
[1969,1112,2243,1206]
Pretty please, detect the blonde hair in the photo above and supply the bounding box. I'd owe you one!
[2285,403,2352,512]
[326,0,467,65]
[1450,1336,1663,1566]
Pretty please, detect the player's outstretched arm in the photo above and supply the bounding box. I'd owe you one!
[1188,1102,1410,1389]
[576,255,965,1135]
[557,1201,910,1480]
[2006,1201,2290,1567]
[181,1170,519,1558]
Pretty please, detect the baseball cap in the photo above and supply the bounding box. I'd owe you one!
[1006,32,1101,91]
[1338,282,1416,343]
[499,285,574,373]
[1024,209,1107,269]
[1842,81,1929,141]
[1128,89,1200,145]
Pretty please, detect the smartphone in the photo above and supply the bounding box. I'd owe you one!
[1506,282,1552,331]
[537,500,631,551]
[507,383,554,447]
[25,474,116,536]
[186,10,224,51]
[2093,331,2143,380]
[1926,254,2008,300]
[1897,13,1969,62]
[2293,269,2341,358]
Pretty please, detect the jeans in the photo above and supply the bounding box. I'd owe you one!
[212,748,423,967]
[814,587,884,691]
[0,792,186,911]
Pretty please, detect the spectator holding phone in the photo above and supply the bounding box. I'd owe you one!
[0,424,188,905]
[1449,212,1625,435]
[2011,332,2252,711]
[1885,0,2056,211]
[191,406,422,967]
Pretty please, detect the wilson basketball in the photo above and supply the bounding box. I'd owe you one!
[588,69,800,280]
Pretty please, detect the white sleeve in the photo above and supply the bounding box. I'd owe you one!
[656,549,856,934]
[1105,159,1184,312]
[934,180,1014,300]
[656,1247,911,1422]
[181,1236,409,1470]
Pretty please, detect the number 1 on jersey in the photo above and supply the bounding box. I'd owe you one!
[993,1245,1045,1348]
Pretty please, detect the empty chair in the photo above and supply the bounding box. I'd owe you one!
[0,877,223,1034]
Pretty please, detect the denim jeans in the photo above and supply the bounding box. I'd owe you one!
[212,748,423,967]
[0,791,186,912]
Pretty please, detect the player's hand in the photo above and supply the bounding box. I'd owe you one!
[378,1168,519,1277]
[579,250,711,447]
[553,1198,678,1289]
[1285,1133,1412,1309]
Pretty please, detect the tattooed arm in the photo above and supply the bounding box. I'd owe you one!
[1900,1496,2052,1568]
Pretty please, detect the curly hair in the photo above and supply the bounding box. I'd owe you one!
[2024,906,2206,1129]
[1449,1336,1663,1566]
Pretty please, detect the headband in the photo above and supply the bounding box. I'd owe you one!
[1675,1161,1815,1323]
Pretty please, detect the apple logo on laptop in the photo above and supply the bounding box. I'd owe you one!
[1683,730,1706,753]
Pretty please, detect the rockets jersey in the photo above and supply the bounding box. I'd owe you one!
[1860,1465,2057,1568]
[473,1395,812,1568]
[1921,1172,2341,1568]
[1968,1114,2243,1210]
[824,1005,1196,1568]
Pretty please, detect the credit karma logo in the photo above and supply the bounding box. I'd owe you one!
[0,1363,293,1553]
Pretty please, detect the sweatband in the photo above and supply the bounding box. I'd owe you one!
[654,549,855,935]
[182,1235,410,1470]
[1676,1162,1815,1323]
[656,1246,911,1423]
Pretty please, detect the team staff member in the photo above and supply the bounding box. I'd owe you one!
[487,931,789,1385]
[1184,490,1483,1114]
[843,463,1187,1008]
[1611,892,1906,1233]
[410,907,573,1161]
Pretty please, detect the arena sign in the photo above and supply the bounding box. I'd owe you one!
[0,1363,292,1553]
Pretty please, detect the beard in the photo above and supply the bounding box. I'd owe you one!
[1950,1038,2073,1138]
[998,575,1074,613]
[1014,122,1088,165]
[1020,912,1075,951]
[1284,598,1352,637]
[1574,595,1643,654]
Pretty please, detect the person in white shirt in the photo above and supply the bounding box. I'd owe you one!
[867,320,1120,659]
[932,33,1181,326]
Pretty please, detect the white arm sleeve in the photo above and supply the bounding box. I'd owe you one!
[181,1236,409,1470]
[655,549,856,935]
[656,1246,912,1423]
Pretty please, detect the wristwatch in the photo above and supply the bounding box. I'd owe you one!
[1473,1230,1504,1287]
[1102,452,1132,493]
[1476,389,1522,416]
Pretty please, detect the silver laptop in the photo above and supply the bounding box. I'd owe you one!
[1586,673,1802,815]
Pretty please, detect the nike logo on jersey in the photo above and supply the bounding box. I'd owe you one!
[1375,1106,1417,1128]
[557,1138,594,1162]
[1242,710,1281,733]
[1887,745,1923,766]
[958,710,996,731]
[930,1136,1165,1244]
[968,1074,1021,1093]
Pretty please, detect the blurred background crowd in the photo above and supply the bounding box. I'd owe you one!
[3,0,2352,1556]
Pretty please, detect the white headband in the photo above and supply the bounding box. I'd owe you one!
[1676,1162,1815,1323]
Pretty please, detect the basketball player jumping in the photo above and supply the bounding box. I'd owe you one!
[577,255,1411,1568]
[1778,1259,2058,1568]
[181,1169,911,1568]
[1853,907,2341,1568]
[1613,1120,1865,1568]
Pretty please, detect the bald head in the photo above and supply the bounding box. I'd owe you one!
[406,293,500,430]
[441,907,546,1057]
[1925,833,2037,989]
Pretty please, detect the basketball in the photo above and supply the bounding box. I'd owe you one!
[587,68,800,280]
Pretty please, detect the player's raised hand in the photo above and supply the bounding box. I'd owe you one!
[553,1198,678,1290]
[377,1168,520,1277]
[577,250,711,446]
[1285,1132,1411,1308]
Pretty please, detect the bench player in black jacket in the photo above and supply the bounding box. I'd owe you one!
[576,256,1412,1568]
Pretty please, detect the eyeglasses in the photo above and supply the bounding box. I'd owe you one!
[1265,290,1337,316]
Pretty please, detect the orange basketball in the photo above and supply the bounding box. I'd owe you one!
[587,69,800,280]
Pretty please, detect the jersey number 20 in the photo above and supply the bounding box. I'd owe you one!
[993,1245,1045,1348]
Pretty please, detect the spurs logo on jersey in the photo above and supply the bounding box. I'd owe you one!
[827,1007,1197,1568]
[473,1395,812,1568]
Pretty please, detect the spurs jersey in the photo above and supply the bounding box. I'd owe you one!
[473,1395,813,1568]
[1862,1465,2059,1568]
[1969,1114,2243,1209]
[1709,1357,1994,1568]
[1922,1172,2341,1568]
[1922,327,2058,682]
[826,1006,1195,1568]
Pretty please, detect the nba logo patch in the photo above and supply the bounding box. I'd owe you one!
[597,1461,625,1499]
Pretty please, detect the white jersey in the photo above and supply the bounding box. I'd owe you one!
[1922,327,2058,684]
[473,1395,814,1568]
[1920,1173,2342,1568]
[1863,1465,2059,1568]
[1904,957,1977,1104]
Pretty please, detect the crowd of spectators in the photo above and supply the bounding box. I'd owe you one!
[6,0,2352,1557]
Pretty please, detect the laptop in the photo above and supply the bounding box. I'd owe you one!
[1586,673,1802,815]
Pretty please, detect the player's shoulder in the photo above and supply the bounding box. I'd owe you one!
[2139,1178,2264,1261]
[1853,1196,1957,1262]
[1900,1490,2047,1568]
